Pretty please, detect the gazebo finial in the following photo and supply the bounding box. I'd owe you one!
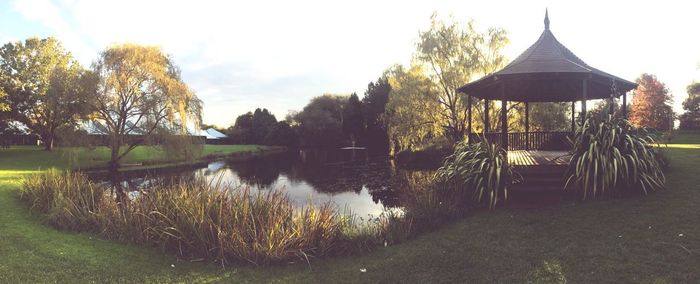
[544,9,550,30]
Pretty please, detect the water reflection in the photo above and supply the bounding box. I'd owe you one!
[88,149,431,216]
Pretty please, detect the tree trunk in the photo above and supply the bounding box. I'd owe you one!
[109,138,121,170]
[44,135,54,151]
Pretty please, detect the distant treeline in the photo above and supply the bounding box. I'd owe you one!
[220,77,391,153]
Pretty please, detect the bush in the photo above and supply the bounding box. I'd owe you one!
[433,138,520,209]
[565,115,666,199]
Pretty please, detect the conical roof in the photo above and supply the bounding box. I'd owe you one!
[458,11,636,102]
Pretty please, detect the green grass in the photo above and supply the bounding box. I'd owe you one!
[1,136,699,282]
[0,144,279,171]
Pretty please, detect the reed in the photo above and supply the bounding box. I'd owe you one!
[20,169,474,265]
[21,172,353,265]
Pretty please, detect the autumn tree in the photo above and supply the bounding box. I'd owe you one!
[414,13,508,141]
[91,44,202,168]
[679,82,700,130]
[0,37,94,150]
[342,93,364,146]
[629,73,674,130]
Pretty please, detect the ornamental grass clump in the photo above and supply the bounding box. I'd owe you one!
[433,138,520,209]
[565,115,666,199]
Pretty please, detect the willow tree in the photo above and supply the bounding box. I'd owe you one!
[91,44,202,168]
[415,13,508,141]
[385,65,443,153]
[0,37,93,150]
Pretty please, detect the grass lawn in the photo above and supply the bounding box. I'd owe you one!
[1,136,699,283]
[0,144,278,171]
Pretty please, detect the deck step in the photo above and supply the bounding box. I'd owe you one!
[511,165,567,192]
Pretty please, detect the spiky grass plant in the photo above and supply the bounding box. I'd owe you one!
[433,138,519,209]
[565,115,666,199]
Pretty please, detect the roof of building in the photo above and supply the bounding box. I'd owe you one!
[458,10,637,102]
[201,128,227,139]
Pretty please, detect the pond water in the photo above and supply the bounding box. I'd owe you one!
[88,149,431,216]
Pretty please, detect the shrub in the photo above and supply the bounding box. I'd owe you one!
[433,138,520,209]
[565,116,666,199]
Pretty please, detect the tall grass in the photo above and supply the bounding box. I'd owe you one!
[20,171,369,265]
[565,116,666,199]
[19,169,104,231]
[20,169,477,265]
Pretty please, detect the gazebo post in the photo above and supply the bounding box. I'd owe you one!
[484,99,490,133]
[500,84,508,152]
[622,91,628,119]
[467,94,472,144]
[581,78,588,120]
[571,101,576,132]
[525,102,530,150]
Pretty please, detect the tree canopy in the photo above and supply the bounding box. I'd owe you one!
[91,43,202,167]
[415,13,508,141]
[227,108,278,144]
[629,73,674,131]
[384,14,509,152]
[361,76,391,152]
[293,94,347,148]
[385,65,443,152]
[679,82,700,130]
[529,102,571,131]
[0,37,93,150]
[342,93,363,146]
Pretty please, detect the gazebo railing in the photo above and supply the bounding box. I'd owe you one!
[468,131,573,151]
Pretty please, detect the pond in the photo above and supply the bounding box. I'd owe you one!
[88,149,432,217]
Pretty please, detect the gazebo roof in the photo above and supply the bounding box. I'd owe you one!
[458,11,637,102]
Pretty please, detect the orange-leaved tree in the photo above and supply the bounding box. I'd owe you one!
[629,73,674,131]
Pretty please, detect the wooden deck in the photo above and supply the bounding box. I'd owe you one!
[508,150,570,167]
[508,150,570,193]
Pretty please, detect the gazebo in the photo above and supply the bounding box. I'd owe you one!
[458,10,636,168]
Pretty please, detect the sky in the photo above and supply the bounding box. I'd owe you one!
[1,0,698,127]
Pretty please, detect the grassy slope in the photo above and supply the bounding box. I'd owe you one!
[1,137,699,283]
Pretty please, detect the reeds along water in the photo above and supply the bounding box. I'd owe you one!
[19,170,395,265]
[19,169,471,265]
